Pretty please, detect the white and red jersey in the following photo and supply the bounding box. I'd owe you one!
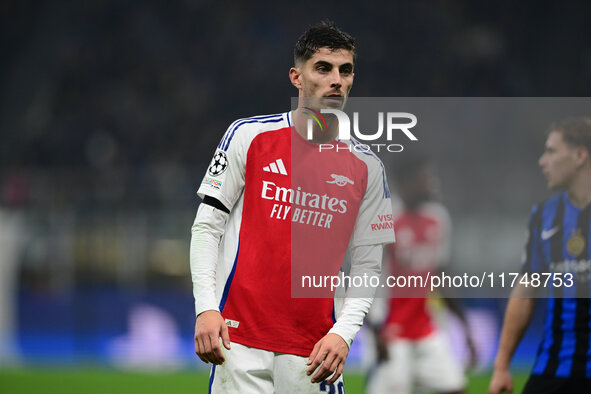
[197,112,395,356]
[381,202,451,341]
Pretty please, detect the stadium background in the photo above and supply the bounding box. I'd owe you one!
[1,1,591,392]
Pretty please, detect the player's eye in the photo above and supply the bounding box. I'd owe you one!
[340,66,353,75]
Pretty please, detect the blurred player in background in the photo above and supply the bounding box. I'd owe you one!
[190,21,395,393]
[489,118,591,394]
[367,155,476,394]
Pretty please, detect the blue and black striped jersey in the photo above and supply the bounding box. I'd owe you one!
[522,192,591,378]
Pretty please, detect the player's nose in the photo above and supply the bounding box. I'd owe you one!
[329,69,342,87]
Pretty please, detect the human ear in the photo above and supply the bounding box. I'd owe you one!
[289,67,302,89]
[575,146,590,167]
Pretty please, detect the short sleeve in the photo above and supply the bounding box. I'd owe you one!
[349,158,396,247]
[197,121,249,210]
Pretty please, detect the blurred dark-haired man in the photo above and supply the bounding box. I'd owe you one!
[191,21,395,393]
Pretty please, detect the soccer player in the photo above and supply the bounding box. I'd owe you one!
[367,155,476,394]
[489,118,591,394]
[190,21,395,393]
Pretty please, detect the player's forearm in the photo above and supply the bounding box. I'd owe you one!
[329,297,373,347]
[329,244,382,347]
[190,202,228,316]
[493,294,536,370]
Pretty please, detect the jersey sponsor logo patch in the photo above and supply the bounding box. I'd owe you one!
[261,181,348,213]
[326,174,354,187]
[224,318,239,328]
[262,158,288,175]
[261,180,349,229]
[550,259,591,282]
[541,226,560,240]
[202,176,223,189]
[208,151,228,176]
[370,214,394,231]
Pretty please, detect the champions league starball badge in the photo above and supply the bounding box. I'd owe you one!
[567,229,586,257]
[208,151,228,176]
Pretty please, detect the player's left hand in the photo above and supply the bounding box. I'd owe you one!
[306,333,349,384]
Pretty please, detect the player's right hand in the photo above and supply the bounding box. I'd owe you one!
[194,310,231,365]
[488,368,513,394]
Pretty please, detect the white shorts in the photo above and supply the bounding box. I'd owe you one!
[367,332,465,394]
[209,342,346,394]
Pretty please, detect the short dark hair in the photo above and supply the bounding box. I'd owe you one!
[294,21,356,66]
[549,117,591,156]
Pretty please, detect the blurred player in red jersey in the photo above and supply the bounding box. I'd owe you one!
[367,155,476,394]
[190,21,395,393]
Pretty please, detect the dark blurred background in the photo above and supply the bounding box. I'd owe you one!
[1,0,591,371]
